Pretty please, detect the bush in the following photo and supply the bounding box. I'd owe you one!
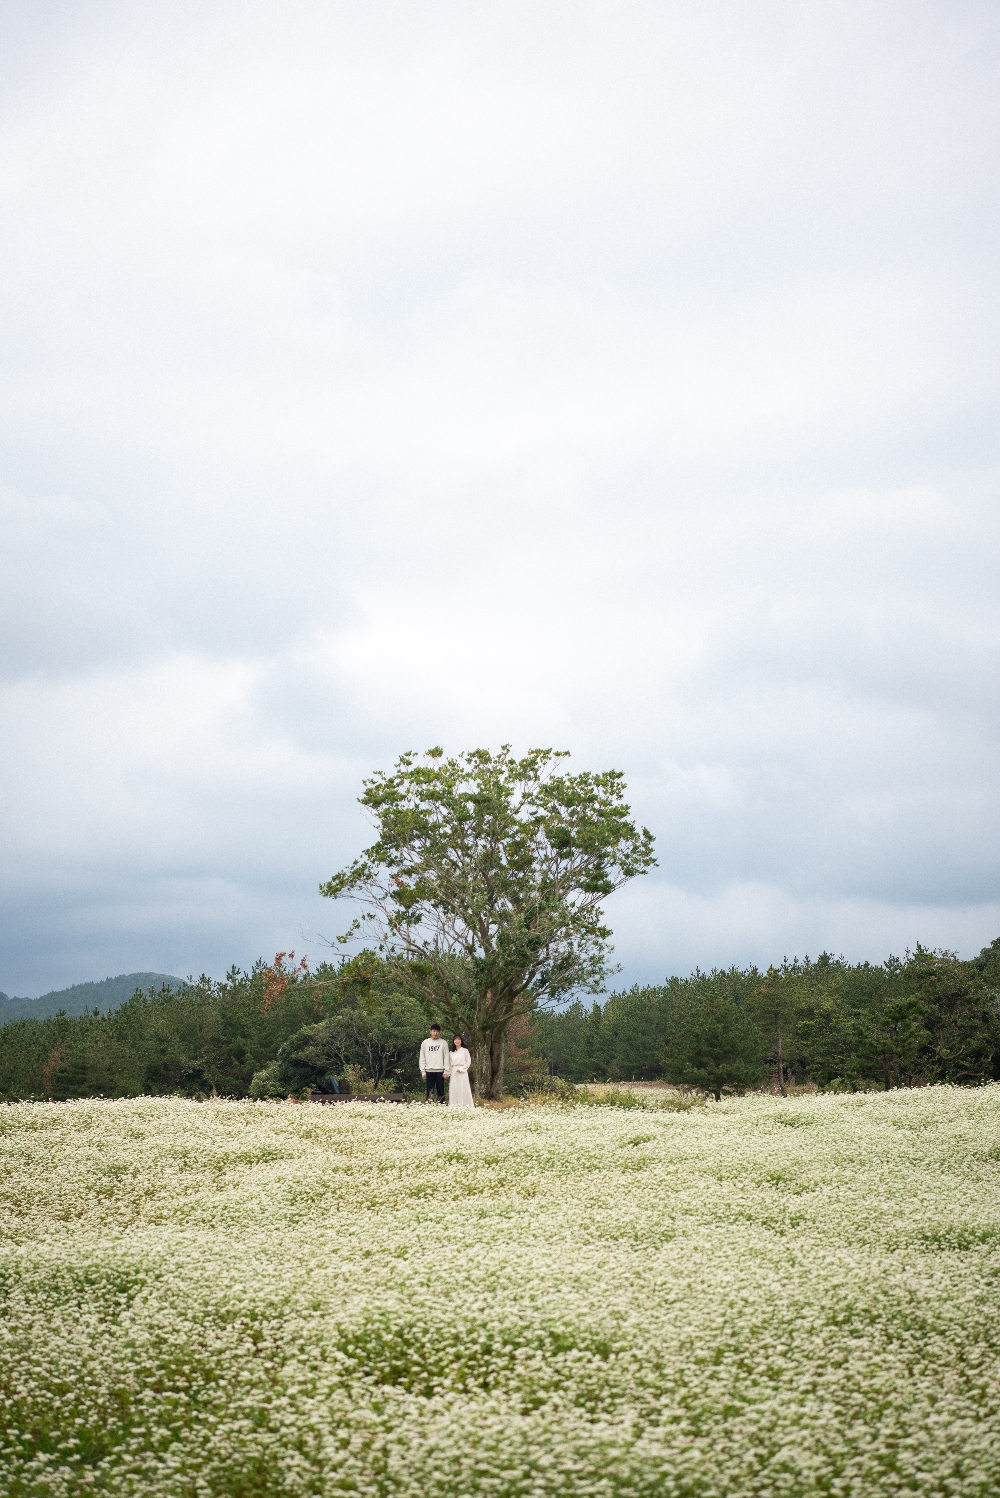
[248,995,425,1099]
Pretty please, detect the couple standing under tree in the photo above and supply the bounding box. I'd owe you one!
[419,1025,475,1108]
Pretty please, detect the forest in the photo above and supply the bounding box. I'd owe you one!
[1,938,998,1102]
[0,972,185,1026]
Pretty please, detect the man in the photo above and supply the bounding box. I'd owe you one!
[419,1025,450,1102]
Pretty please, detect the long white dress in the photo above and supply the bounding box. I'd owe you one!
[447,1047,475,1109]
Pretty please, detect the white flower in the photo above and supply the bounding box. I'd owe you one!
[1,1087,999,1495]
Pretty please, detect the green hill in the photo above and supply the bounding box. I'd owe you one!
[0,973,186,1028]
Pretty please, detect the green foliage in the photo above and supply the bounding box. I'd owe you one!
[0,972,185,1028]
[3,939,998,1104]
[249,988,426,1098]
[0,956,409,1102]
[794,946,1000,1090]
[746,966,801,1096]
[321,746,656,1097]
[658,978,769,1099]
[530,999,602,1080]
[528,942,1000,1097]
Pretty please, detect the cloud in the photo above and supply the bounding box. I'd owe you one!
[1,0,998,992]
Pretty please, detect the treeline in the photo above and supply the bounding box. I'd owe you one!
[0,956,426,1102]
[532,940,1000,1096]
[0,972,185,1027]
[1,941,998,1102]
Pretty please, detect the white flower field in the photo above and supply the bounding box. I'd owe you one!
[2,1088,1000,1497]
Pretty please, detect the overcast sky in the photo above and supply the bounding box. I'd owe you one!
[1,1,998,996]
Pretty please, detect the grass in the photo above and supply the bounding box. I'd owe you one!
[2,1086,1000,1496]
[519,1080,705,1110]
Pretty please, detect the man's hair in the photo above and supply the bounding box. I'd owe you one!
[430,1024,441,1032]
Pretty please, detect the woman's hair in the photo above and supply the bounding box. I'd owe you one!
[452,1034,464,1049]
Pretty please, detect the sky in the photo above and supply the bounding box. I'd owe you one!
[1,0,998,997]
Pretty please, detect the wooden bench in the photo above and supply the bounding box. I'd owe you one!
[309,1091,406,1104]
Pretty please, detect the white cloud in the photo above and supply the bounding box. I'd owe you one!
[1,0,998,992]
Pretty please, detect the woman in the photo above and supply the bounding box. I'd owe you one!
[447,1035,475,1109]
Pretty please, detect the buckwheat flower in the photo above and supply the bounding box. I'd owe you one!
[2,1089,999,1495]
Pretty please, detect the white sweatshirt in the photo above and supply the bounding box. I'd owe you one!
[419,1036,450,1073]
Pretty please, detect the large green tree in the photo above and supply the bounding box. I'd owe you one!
[658,978,768,1100]
[320,746,657,1098]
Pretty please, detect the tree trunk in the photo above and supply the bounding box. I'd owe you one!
[471,1036,486,1098]
[489,1028,505,1099]
[776,1026,787,1097]
[471,1027,506,1100]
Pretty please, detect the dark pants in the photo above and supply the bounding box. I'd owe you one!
[424,1071,446,1102]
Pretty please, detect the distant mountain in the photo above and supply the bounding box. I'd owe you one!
[0,972,186,1027]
